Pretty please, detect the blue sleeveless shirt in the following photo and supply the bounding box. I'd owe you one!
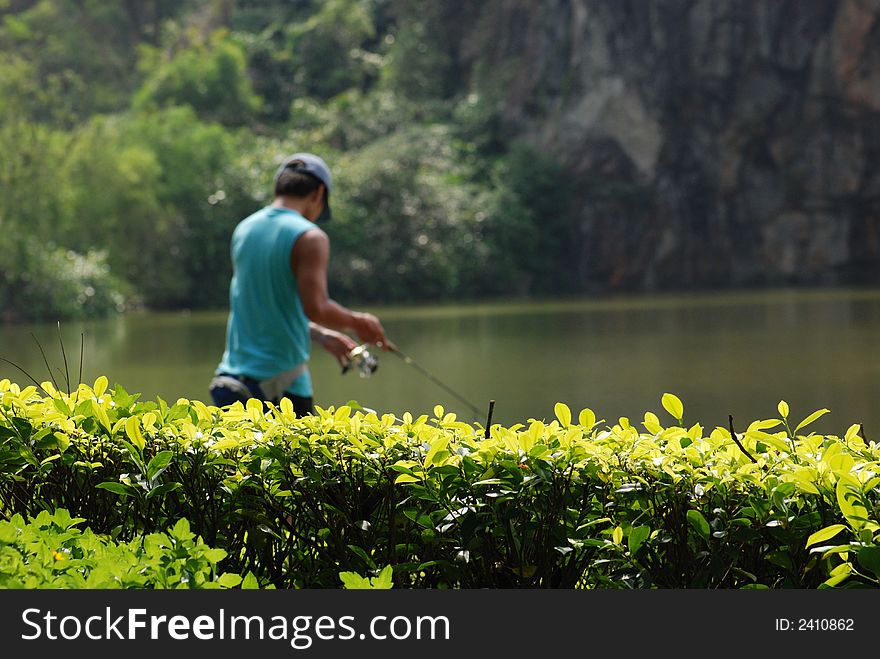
[216,206,314,397]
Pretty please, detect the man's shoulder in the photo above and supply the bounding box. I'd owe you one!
[292,225,328,251]
[234,206,272,231]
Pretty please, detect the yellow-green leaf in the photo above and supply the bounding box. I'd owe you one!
[642,413,663,435]
[792,469,820,495]
[823,566,851,587]
[661,393,684,423]
[554,402,572,427]
[828,453,854,475]
[93,375,108,397]
[836,480,869,530]
[794,408,830,435]
[125,416,145,451]
[90,399,112,434]
[528,420,544,441]
[578,408,596,429]
[335,405,352,423]
[612,526,623,545]
[212,438,239,451]
[246,397,263,422]
[747,419,782,433]
[844,424,862,443]
[806,524,847,548]
[53,432,70,452]
[777,400,789,418]
[753,434,792,454]
[424,437,449,468]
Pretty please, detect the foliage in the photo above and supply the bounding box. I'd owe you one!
[484,142,576,294]
[62,108,256,309]
[0,237,128,323]
[0,508,257,589]
[0,0,584,322]
[0,106,258,315]
[134,30,261,127]
[1,378,878,589]
[378,10,457,104]
[339,564,393,589]
[285,0,378,101]
[0,0,188,120]
[328,127,484,302]
[323,127,571,303]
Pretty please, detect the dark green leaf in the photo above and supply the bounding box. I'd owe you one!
[628,525,651,554]
[147,450,174,480]
[687,510,711,540]
[146,482,182,500]
[857,547,880,580]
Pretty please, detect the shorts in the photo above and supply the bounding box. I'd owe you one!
[209,373,315,417]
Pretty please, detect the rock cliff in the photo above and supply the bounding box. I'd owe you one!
[456,0,880,290]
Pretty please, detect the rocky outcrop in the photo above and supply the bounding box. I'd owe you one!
[458,0,880,290]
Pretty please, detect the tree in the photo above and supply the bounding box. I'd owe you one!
[134,30,261,127]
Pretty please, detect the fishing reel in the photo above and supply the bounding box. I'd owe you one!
[341,344,379,377]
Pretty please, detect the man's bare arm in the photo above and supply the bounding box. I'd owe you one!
[292,229,388,346]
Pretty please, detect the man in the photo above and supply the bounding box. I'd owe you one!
[210,153,389,416]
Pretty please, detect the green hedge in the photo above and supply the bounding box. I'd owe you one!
[1,378,878,588]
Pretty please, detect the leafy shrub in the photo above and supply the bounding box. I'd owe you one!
[0,508,256,589]
[0,237,128,323]
[339,565,393,589]
[56,107,257,310]
[0,378,878,588]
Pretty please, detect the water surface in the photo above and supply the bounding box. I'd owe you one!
[3,288,880,433]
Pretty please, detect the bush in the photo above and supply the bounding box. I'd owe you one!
[0,237,128,323]
[327,127,494,302]
[0,378,878,588]
[0,508,254,589]
[56,107,258,310]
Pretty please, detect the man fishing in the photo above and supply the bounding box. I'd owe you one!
[210,153,390,416]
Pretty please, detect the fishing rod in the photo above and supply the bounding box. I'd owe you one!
[342,342,482,417]
[388,345,482,418]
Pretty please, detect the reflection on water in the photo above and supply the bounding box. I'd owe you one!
[2,288,880,433]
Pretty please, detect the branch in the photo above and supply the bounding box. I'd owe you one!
[728,415,757,464]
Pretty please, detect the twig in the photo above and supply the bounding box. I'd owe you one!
[30,333,59,392]
[728,414,757,464]
[485,400,495,440]
[74,332,85,405]
[0,357,53,398]
[57,321,70,393]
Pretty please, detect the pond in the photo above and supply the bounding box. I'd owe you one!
[3,288,880,434]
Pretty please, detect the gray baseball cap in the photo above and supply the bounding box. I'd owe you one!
[274,152,332,222]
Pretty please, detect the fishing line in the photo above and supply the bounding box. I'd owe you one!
[386,345,482,417]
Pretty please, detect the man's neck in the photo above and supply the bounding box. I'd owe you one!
[272,196,310,217]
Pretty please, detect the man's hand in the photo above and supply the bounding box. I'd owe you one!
[312,325,359,367]
[352,311,393,350]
